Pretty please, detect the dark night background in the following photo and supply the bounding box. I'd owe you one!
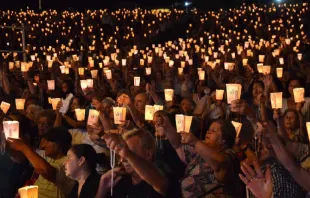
[1,0,306,11]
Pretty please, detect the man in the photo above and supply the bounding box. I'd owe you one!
[96,128,180,198]
[7,127,75,198]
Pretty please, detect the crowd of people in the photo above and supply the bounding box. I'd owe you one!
[0,2,309,198]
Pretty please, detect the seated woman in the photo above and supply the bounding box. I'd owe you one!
[65,144,101,198]
[54,95,87,129]
[7,127,75,198]
[158,111,243,197]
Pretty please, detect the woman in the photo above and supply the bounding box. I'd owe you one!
[158,111,243,197]
[54,95,87,129]
[65,144,101,198]
[282,78,310,121]
[274,108,307,143]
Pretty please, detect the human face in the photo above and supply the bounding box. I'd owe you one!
[100,102,113,119]
[181,99,193,115]
[41,139,61,159]
[38,116,51,136]
[62,83,69,93]
[121,136,151,174]
[252,83,264,99]
[70,98,80,112]
[284,111,297,129]
[26,106,41,122]
[64,150,80,179]
[288,80,300,96]
[134,94,147,113]
[204,122,224,149]
[91,98,101,110]
[258,141,274,162]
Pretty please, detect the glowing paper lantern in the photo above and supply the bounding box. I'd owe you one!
[91,70,98,78]
[175,114,192,133]
[164,89,174,102]
[257,63,263,73]
[181,61,186,68]
[48,61,53,68]
[30,55,35,61]
[75,109,85,121]
[122,59,127,66]
[87,109,100,126]
[242,59,248,66]
[147,56,153,64]
[89,60,94,67]
[145,68,151,75]
[178,68,184,75]
[153,105,164,112]
[279,57,284,65]
[104,69,112,80]
[51,98,61,110]
[188,59,193,65]
[270,92,283,109]
[87,79,93,88]
[0,101,10,114]
[216,89,225,100]
[259,55,265,63]
[18,185,38,198]
[285,38,291,45]
[47,80,55,90]
[198,70,205,80]
[276,68,283,78]
[134,77,140,86]
[226,84,242,104]
[3,121,19,139]
[145,105,155,121]
[59,66,66,74]
[169,60,174,67]
[78,68,85,75]
[263,66,271,75]
[140,59,145,66]
[21,62,28,72]
[80,80,88,90]
[231,121,242,137]
[15,99,25,110]
[113,107,126,124]
[9,62,14,70]
[297,53,302,61]
[293,88,305,103]
[306,122,310,143]
[46,55,51,61]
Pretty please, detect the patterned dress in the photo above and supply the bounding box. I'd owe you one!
[180,145,243,198]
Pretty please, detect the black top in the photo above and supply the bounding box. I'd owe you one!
[68,172,101,198]
[108,174,181,198]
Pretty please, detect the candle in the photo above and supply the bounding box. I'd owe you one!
[18,185,38,198]
[15,99,26,110]
[276,68,283,78]
[51,98,61,110]
[270,92,283,109]
[47,80,55,90]
[231,121,242,137]
[3,121,19,139]
[113,107,126,124]
[0,101,10,114]
[75,109,85,121]
[87,109,100,126]
[226,84,242,104]
[198,70,205,80]
[216,89,225,100]
[145,105,155,121]
[164,89,174,102]
[91,70,98,78]
[175,114,192,133]
[293,88,305,103]
[134,77,140,86]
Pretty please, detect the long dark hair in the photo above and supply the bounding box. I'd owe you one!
[70,144,98,173]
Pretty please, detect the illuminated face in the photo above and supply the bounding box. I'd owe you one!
[252,83,264,99]
[284,111,297,129]
[70,98,80,112]
[38,116,51,136]
[64,150,80,179]
[134,93,147,113]
[204,122,223,148]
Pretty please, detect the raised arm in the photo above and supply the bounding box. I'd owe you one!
[7,138,57,183]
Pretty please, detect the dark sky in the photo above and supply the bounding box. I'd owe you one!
[2,0,243,10]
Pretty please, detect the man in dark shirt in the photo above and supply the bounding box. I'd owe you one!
[96,128,181,198]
